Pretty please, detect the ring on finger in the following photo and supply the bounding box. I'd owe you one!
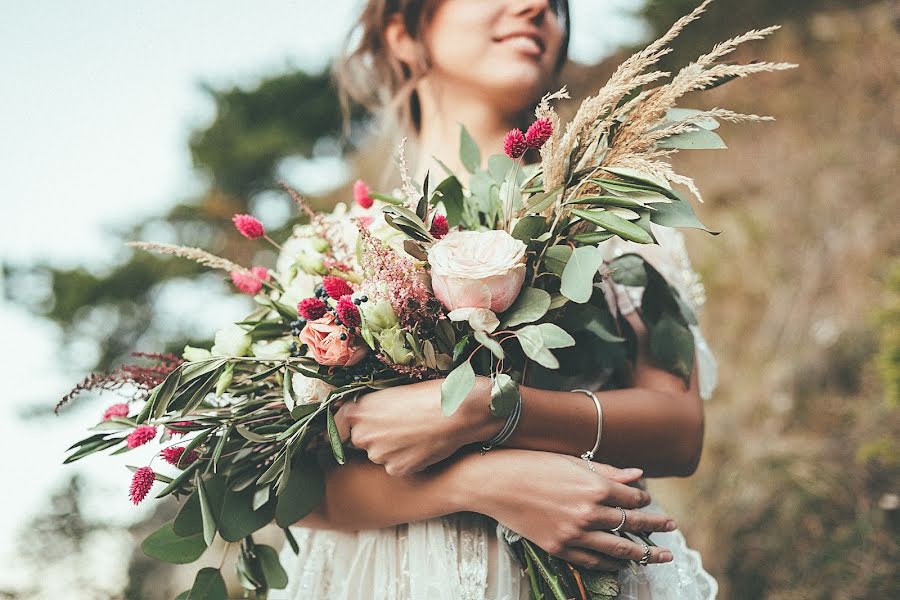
[610,507,627,534]
[638,543,652,566]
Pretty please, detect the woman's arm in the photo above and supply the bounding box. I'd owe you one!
[337,312,704,478]
[298,449,678,569]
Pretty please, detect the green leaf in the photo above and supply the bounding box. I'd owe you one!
[501,287,552,328]
[571,209,654,244]
[565,194,649,210]
[252,485,271,511]
[657,127,726,150]
[63,437,123,464]
[565,304,625,343]
[175,591,190,600]
[186,567,227,600]
[487,154,514,183]
[474,330,504,360]
[432,175,464,226]
[218,485,276,542]
[511,215,549,243]
[441,360,476,416]
[572,231,615,244]
[560,245,603,303]
[283,369,295,411]
[608,254,648,287]
[256,544,289,590]
[275,455,326,527]
[535,323,576,348]
[582,568,621,599]
[141,522,207,564]
[155,460,201,499]
[196,475,217,547]
[452,334,471,362]
[235,424,273,442]
[601,166,672,190]
[459,124,481,173]
[516,326,559,369]
[543,245,573,278]
[326,407,346,465]
[649,192,719,234]
[665,107,720,130]
[173,476,228,537]
[523,185,562,213]
[151,367,183,419]
[214,362,234,398]
[648,313,695,386]
[490,374,519,418]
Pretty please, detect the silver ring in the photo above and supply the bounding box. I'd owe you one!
[610,507,627,534]
[639,543,652,566]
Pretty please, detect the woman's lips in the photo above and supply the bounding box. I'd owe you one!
[494,33,545,57]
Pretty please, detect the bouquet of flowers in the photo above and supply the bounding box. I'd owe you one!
[60,2,793,598]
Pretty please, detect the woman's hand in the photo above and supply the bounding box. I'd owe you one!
[454,449,676,570]
[333,377,498,476]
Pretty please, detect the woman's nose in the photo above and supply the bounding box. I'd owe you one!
[510,0,551,19]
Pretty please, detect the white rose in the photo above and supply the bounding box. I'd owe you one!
[251,338,292,360]
[427,230,527,313]
[290,372,335,405]
[278,270,320,309]
[211,324,252,357]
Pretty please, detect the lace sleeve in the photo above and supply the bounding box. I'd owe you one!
[598,224,718,400]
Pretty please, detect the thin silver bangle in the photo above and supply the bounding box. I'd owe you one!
[571,388,603,470]
[480,394,523,453]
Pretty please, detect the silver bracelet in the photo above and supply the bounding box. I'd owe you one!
[572,388,603,470]
[480,394,523,453]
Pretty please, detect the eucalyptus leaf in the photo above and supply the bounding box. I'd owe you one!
[490,374,519,418]
[648,313,695,386]
[648,192,719,234]
[441,360,476,416]
[186,567,227,600]
[608,254,648,287]
[657,127,726,150]
[474,330,504,360]
[218,485,275,542]
[571,209,654,244]
[141,523,206,564]
[459,124,481,173]
[487,154,514,183]
[274,455,326,527]
[544,245,572,276]
[432,175,464,226]
[196,475,217,546]
[256,544,289,590]
[516,326,560,369]
[501,287,552,327]
[511,215,549,243]
[665,107,720,130]
[560,245,604,303]
[327,407,346,465]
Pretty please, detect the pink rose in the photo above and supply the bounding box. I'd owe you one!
[427,230,527,313]
[299,312,367,367]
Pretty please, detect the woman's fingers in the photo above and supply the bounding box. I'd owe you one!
[575,531,673,564]
[602,480,651,509]
[552,548,629,571]
[591,463,644,484]
[594,506,676,533]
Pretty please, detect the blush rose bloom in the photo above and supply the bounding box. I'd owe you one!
[299,312,367,367]
[427,230,527,313]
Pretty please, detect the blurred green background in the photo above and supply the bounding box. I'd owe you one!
[1,0,897,598]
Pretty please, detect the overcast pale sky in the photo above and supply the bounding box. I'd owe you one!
[0,0,644,593]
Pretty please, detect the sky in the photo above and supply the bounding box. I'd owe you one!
[0,0,644,593]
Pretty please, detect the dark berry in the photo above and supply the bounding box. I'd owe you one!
[360,295,368,302]
[340,333,347,341]
[353,298,361,305]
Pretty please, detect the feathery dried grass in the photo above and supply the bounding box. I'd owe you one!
[128,241,249,275]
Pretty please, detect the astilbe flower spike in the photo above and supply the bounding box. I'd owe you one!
[232,214,265,239]
[353,179,374,209]
[322,276,354,299]
[230,270,262,295]
[525,118,553,149]
[335,296,361,328]
[160,446,199,467]
[298,297,328,320]
[102,403,130,421]
[429,214,449,239]
[126,425,157,449]
[129,466,156,505]
[503,129,527,159]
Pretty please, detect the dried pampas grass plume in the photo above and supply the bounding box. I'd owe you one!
[128,241,250,275]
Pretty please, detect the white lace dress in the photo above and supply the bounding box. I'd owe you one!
[271,224,719,600]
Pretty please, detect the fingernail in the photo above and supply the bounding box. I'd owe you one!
[659,551,673,563]
[665,521,677,531]
[624,468,643,477]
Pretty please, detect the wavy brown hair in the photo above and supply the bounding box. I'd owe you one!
[333,0,571,137]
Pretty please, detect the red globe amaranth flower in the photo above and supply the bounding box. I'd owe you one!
[126,425,157,449]
[129,466,155,505]
[503,129,527,159]
[525,118,553,149]
[251,266,269,281]
[322,276,354,299]
[353,179,374,209]
[166,421,193,436]
[160,446,199,467]
[102,403,129,421]
[429,214,449,239]
[298,297,328,320]
[232,214,265,239]
[335,295,361,328]
[230,270,263,295]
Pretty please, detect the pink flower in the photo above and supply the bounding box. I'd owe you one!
[429,214,449,239]
[129,466,155,505]
[166,421,193,437]
[335,296,361,328]
[230,267,268,295]
[160,446,199,467]
[525,118,553,149]
[102,403,129,421]
[353,179,374,209]
[126,425,157,449]
[503,129,527,159]
[232,214,265,239]
[299,312,368,367]
[322,276,354,299]
[427,230,527,313]
[298,297,328,320]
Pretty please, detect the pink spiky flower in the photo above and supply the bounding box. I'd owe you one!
[126,425,157,449]
[429,214,449,239]
[102,403,130,421]
[298,297,328,320]
[322,276,354,299]
[160,446,199,467]
[504,129,527,159]
[335,296,361,328]
[129,466,155,505]
[353,179,374,209]
[166,421,193,437]
[525,118,553,149]
[232,214,265,240]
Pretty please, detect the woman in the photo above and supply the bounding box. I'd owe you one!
[273,1,718,598]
